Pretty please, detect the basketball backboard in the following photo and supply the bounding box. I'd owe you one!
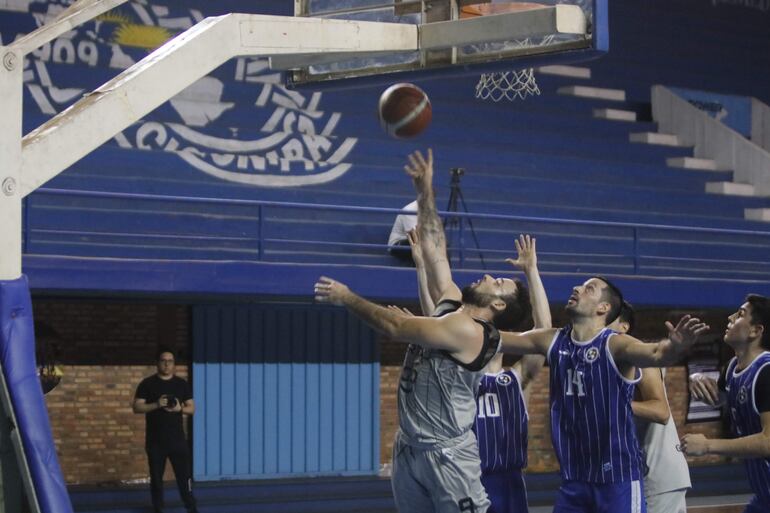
[287,0,607,87]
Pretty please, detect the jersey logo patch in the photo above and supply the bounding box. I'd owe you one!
[737,386,749,405]
[583,347,600,363]
[495,373,513,386]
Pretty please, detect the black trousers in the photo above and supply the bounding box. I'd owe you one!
[146,440,197,513]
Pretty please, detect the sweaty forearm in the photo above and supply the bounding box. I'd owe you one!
[343,291,403,339]
[524,266,551,329]
[416,187,446,256]
[705,433,770,459]
[415,264,435,316]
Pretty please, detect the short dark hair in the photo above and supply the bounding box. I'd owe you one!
[617,300,635,333]
[746,294,770,350]
[494,279,533,331]
[156,347,176,361]
[592,276,623,325]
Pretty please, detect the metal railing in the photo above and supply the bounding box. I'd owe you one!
[22,187,770,279]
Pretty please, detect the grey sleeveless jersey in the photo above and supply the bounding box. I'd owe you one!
[397,301,500,447]
[636,369,691,495]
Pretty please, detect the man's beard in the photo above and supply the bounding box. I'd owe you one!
[462,284,493,308]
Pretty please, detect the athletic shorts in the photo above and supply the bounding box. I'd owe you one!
[553,479,646,513]
[744,495,770,513]
[391,430,490,513]
[645,488,687,513]
[481,469,528,513]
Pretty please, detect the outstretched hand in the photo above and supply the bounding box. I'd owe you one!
[314,276,351,306]
[664,315,710,352]
[505,234,537,272]
[404,149,433,191]
[690,373,721,406]
[407,228,423,266]
[387,305,416,316]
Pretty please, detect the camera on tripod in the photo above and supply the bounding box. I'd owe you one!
[444,166,485,268]
[450,167,465,181]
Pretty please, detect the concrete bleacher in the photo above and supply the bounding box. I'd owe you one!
[11,0,770,307]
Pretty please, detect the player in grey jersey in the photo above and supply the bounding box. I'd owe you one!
[314,149,532,513]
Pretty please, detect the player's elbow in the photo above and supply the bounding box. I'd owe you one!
[759,432,770,457]
[383,315,408,340]
[649,407,670,425]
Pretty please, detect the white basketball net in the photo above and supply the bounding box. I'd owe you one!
[475,68,540,102]
[474,37,553,102]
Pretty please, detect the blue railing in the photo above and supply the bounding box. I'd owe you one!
[22,187,770,279]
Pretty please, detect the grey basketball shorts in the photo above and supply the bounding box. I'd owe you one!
[391,430,490,513]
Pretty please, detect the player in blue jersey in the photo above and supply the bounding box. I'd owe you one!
[410,230,550,513]
[683,294,770,513]
[495,277,708,513]
[474,235,550,513]
[611,302,691,513]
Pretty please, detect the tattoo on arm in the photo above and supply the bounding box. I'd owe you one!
[417,188,446,256]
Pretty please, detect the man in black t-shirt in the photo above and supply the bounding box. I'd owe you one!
[133,348,198,513]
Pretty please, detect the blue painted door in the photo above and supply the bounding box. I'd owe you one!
[192,304,380,480]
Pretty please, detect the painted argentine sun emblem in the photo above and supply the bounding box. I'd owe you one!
[583,347,600,363]
[16,0,357,187]
[495,373,513,386]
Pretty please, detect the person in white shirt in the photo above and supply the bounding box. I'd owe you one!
[388,200,418,263]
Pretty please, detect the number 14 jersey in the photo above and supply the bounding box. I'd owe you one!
[548,326,643,483]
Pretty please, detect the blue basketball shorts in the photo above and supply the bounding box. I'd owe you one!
[481,469,528,513]
[553,479,646,513]
[744,495,770,513]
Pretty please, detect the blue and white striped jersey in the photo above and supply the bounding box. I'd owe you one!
[548,326,643,483]
[725,352,770,504]
[473,369,528,473]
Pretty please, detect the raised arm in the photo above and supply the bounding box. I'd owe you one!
[506,234,551,329]
[314,276,480,356]
[408,228,436,316]
[632,368,671,424]
[610,315,709,368]
[404,149,462,303]
[506,234,549,387]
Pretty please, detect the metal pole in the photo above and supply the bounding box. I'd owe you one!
[0,44,24,513]
[0,46,22,281]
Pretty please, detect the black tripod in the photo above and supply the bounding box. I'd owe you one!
[444,167,486,268]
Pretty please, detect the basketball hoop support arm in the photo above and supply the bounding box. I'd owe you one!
[0,13,417,281]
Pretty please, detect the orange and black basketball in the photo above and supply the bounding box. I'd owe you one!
[378,83,432,138]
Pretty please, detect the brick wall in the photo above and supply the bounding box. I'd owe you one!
[33,300,191,485]
[30,298,733,485]
[380,304,735,472]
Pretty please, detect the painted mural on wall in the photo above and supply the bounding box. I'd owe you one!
[1,0,358,187]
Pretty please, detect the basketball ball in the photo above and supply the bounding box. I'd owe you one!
[378,83,432,138]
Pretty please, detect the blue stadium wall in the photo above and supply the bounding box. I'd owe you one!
[8,0,770,307]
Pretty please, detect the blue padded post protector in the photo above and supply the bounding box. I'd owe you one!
[0,275,72,513]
